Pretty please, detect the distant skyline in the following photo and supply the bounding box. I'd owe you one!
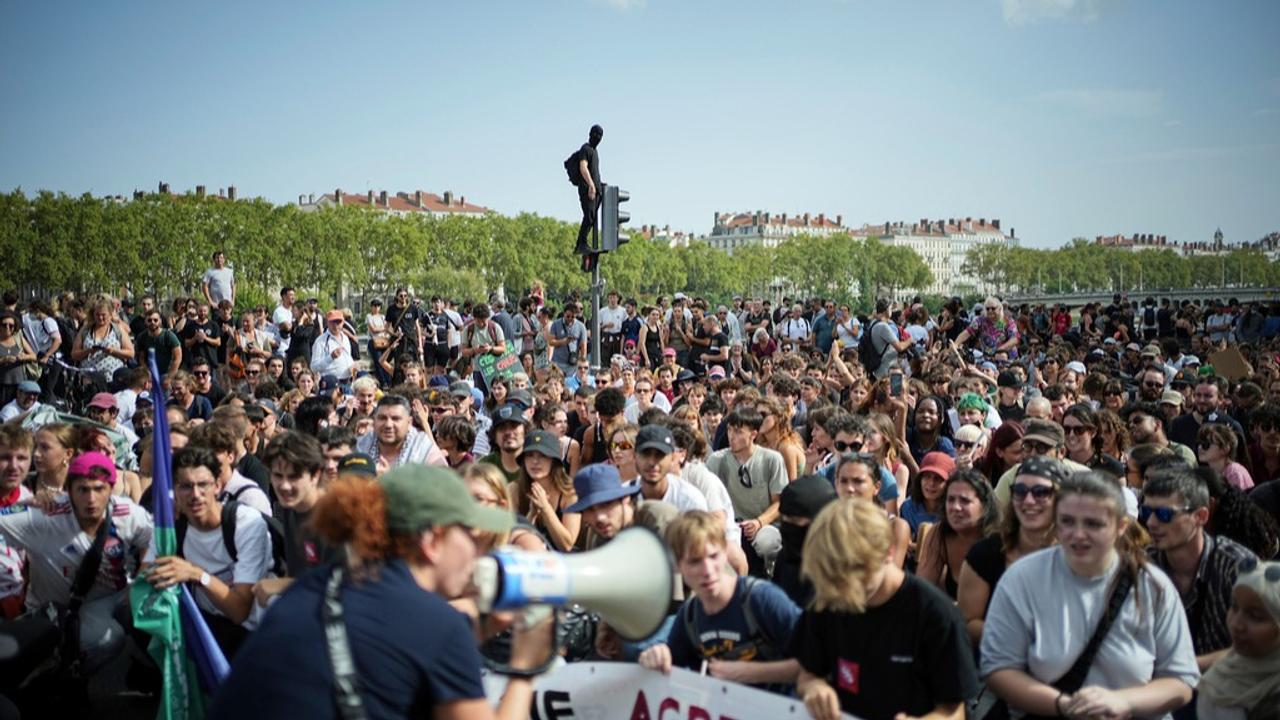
[1,0,1277,249]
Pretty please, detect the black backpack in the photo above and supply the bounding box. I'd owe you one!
[682,576,781,661]
[176,500,289,578]
[858,319,888,375]
[1143,306,1157,328]
[563,148,583,186]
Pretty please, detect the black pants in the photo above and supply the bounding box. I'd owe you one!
[577,187,599,248]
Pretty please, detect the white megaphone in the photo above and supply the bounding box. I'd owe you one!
[473,526,673,640]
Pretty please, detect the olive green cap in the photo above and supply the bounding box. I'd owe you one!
[380,464,514,534]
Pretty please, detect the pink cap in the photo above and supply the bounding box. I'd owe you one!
[87,392,118,410]
[67,451,117,486]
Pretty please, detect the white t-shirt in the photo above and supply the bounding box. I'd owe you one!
[0,487,34,599]
[0,399,38,422]
[203,267,235,305]
[628,475,708,515]
[780,316,811,343]
[115,388,139,427]
[146,503,271,629]
[0,496,152,609]
[272,305,294,354]
[220,471,273,516]
[22,314,60,356]
[445,309,464,349]
[599,305,627,335]
[681,461,741,544]
[622,393,673,424]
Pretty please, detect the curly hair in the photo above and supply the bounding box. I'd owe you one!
[1198,466,1280,559]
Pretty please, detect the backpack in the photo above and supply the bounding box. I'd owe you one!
[176,500,289,578]
[564,148,583,186]
[858,319,888,375]
[682,576,781,661]
[1143,306,1157,329]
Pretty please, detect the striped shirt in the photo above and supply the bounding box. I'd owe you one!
[1149,533,1256,655]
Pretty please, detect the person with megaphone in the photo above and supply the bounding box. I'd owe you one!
[638,511,802,690]
[209,465,555,720]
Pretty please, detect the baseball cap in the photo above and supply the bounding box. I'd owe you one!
[1022,418,1065,448]
[521,430,562,464]
[1141,344,1161,358]
[708,366,726,380]
[88,392,118,410]
[380,465,513,534]
[1160,390,1184,407]
[918,451,956,480]
[1125,342,1142,352]
[507,388,534,410]
[997,371,1021,389]
[1182,355,1201,366]
[635,425,674,455]
[565,463,641,513]
[67,451,117,486]
[1017,456,1070,485]
[17,380,40,395]
[662,347,677,358]
[491,403,528,427]
[1064,361,1087,375]
[673,292,687,301]
[319,374,341,393]
[447,381,472,400]
[337,452,377,478]
[325,309,345,322]
[136,391,154,408]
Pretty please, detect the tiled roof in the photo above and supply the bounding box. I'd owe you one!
[318,191,489,214]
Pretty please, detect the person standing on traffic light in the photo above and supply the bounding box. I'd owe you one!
[575,124,604,255]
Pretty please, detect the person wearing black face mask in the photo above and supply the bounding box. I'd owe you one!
[773,475,838,606]
[573,124,604,255]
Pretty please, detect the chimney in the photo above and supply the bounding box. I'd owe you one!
[443,191,454,206]
[414,190,423,208]
[196,185,206,198]
[781,213,787,224]
[133,190,144,200]
[159,182,170,194]
[1010,227,1015,238]
[299,194,306,205]
[379,190,388,207]
[714,212,721,225]
[818,213,826,225]
[367,190,375,205]
[334,188,342,206]
[803,213,811,226]
[227,186,237,201]
[217,188,224,198]
[979,218,986,226]
[992,219,1000,230]
[308,193,314,204]
[836,214,842,226]
[460,196,466,206]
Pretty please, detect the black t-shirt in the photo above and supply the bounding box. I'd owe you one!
[425,311,452,346]
[387,304,422,346]
[965,536,1007,615]
[705,331,730,374]
[579,143,600,189]
[199,382,227,409]
[208,560,485,720]
[997,402,1025,423]
[280,507,343,575]
[180,319,222,370]
[286,321,318,367]
[788,574,980,720]
[237,453,270,493]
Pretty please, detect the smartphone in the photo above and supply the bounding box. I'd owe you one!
[947,408,962,435]
[890,373,903,397]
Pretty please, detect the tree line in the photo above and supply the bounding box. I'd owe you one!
[0,189,935,311]
[962,238,1280,298]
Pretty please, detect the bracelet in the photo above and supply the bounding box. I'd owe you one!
[1054,691,1067,717]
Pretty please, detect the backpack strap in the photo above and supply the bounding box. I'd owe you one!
[62,506,115,676]
[221,500,240,564]
[739,576,777,659]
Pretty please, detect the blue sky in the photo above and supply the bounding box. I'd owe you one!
[2,0,1277,249]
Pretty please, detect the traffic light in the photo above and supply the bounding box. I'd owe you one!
[601,184,630,252]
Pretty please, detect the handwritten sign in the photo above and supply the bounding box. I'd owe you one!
[475,341,521,385]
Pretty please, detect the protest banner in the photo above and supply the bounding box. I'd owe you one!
[475,340,521,385]
[483,662,858,720]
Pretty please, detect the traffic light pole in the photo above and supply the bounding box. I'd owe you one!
[589,187,603,370]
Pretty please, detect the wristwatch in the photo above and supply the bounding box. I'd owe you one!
[199,571,211,588]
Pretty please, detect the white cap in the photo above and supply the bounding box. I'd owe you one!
[1065,361,1087,374]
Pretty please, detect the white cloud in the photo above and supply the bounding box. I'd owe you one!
[592,0,646,10]
[1003,0,1114,26]
[1034,88,1163,118]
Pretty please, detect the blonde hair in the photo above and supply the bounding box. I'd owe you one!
[665,510,728,562]
[802,499,891,613]
[462,463,514,547]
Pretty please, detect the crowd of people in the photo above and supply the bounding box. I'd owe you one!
[0,256,1278,719]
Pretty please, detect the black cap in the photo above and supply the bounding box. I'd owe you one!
[508,388,534,410]
[635,425,674,455]
[492,403,528,427]
[338,453,377,478]
[997,370,1020,389]
[779,474,838,519]
[521,430,562,465]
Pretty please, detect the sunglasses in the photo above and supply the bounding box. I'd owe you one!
[193,371,210,377]
[1138,504,1192,524]
[1023,440,1053,453]
[245,370,260,376]
[833,440,862,453]
[1142,381,1164,388]
[1062,425,1093,436]
[955,440,976,450]
[1011,483,1055,501]
[611,441,634,451]
[1256,421,1279,433]
[0,323,13,329]
[738,464,753,488]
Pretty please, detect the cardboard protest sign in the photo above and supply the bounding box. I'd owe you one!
[475,341,521,385]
